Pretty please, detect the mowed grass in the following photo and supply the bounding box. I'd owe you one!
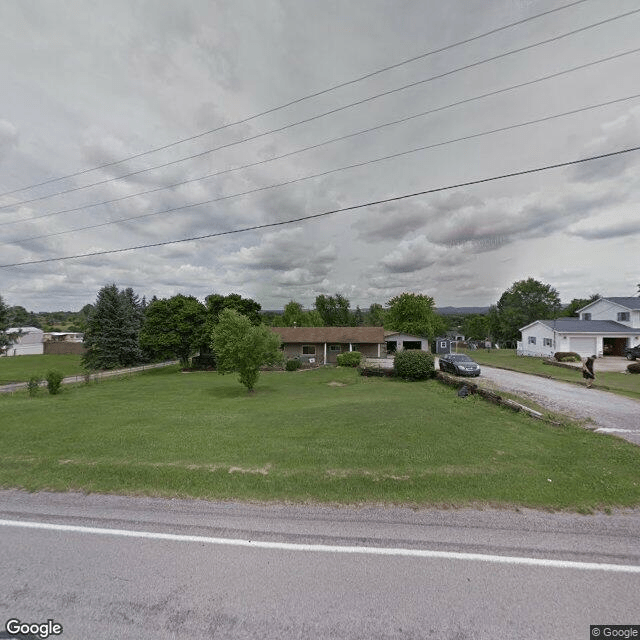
[465,349,640,400]
[0,354,85,385]
[1,365,639,511]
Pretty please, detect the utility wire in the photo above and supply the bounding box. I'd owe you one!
[3,7,638,211]
[4,144,638,267]
[3,144,639,269]
[4,91,639,246]
[3,45,638,228]
[0,0,592,199]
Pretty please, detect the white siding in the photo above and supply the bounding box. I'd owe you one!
[581,299,639,328]
[518,323,555,356]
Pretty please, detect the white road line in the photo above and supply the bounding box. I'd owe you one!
[1,518,639,573]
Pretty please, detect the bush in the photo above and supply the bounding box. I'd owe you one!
[358,365,395,377]
[27,376,41,397]
[191,354,217,370]
[45,370,64,395]
[627,362,640,374]
[285,358,301,371]
[393,349,435,381]
[554,352,581,362]
[336,351,362,367]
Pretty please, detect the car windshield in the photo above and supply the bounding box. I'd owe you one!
[446,355,473,362]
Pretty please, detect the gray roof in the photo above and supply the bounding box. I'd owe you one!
[603,297,640,310]
[537,319,636,333]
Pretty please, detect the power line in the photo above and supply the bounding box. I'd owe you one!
[4,45,638,228]
[4,8,638,211]
[0,0,593,199]
[3,144,639,268]
[5,91,640,246]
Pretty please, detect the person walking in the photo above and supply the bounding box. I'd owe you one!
[582,355,596,388]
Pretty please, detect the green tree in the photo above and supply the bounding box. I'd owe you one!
[281,300,325,327]
[461,314,489,341]
[385,292,445,339]
[140,294,208,367]
[0,294,11,354]
[560,293,600,318]
[282,300,306,327]
[206,293,262,326]
[314,293,350,326]
[489,278,561,344]
[366,303,386,326]
[212,308,282,392]
[82,284,144,370]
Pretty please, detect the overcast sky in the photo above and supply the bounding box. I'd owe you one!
[1,0,639,312]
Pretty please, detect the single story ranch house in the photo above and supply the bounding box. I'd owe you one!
[518,296,640,358]
[270,326,386,365]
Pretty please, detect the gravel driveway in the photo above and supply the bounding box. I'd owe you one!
[477,365,640,446]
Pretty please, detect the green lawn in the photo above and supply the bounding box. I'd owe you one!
[0,354,85,385]
[464,349,640,400]
[1,365,639,511]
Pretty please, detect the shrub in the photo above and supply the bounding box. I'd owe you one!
[191,354,217,370]
[336,351,362,367]
[45,370,64,395]
[27,376,41,397]
[554,352,581,362]
[358,365,395,377]
[285,358,301,371]
[393,349,435,381]
[627,362,640,374]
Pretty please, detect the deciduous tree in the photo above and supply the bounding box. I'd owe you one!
[385,292,445,339]
[212,308,282,392]
[140,294,208,367]
[314,293,350,326]
[489,278,561,344]
[206,293,262,326]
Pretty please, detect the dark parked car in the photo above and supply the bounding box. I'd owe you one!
[625,345,640,360]
[438,353,481,377]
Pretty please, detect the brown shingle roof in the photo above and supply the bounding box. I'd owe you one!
[270,326,385,344]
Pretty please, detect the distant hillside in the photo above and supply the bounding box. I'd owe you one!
[436,306,490,316]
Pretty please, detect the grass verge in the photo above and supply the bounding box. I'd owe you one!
[1,366,639,511]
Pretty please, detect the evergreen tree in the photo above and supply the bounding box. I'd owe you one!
[0,295,11,354]
[82,284,144,370]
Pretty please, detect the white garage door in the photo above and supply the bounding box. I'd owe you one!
[569,337,597,356]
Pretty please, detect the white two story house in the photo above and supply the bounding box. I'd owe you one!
[518,297,640,358]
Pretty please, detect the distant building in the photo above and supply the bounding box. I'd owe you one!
[2,327,44,356]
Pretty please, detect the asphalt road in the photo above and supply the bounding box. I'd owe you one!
[1,490,639,639]
[476,365,640,445]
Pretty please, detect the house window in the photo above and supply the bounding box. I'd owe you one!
[528,336,536,345]
[302,345,316,355]
[543,338,552,347]
[329,344,341,352]
[583,313,591,320]
[618,312,630,322]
